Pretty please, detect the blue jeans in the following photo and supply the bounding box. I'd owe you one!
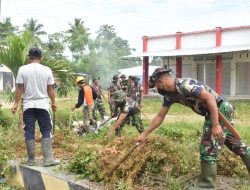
[23,108,52,140]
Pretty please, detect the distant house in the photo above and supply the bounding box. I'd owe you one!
[0,64,14,92]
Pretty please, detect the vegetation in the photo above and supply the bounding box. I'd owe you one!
[0,17,137,90]
[0,16,249,189]
[0,96,250,189]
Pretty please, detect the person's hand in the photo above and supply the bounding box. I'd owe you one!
[11,103,18,114]
[212,124,224,140]
[51,103,57,112]
[135,133,148,144]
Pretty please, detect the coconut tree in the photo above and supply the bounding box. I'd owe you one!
[0,31,72,83]
[23,18,47,46]
[0,17,18,44]
[67,18,89,61]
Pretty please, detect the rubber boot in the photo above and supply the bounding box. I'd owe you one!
[41,138,60,167]
[241,154,250,182]
[84,125,90,133]
[189,162,217,190]
[0,165,6,184]
[25,140,35,166]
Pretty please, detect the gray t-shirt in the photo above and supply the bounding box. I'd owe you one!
[16,63,54,111]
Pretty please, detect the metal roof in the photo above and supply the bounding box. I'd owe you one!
[0,64,12,72]
[124,44,250,58]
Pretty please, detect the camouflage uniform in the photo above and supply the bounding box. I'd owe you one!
[108,75,120,117]
[91,82,106,119]
[127,76,135,98]
[158,78,249,164]
[119,74,128,94]
[113,90,144,136]
[130,76,143,105]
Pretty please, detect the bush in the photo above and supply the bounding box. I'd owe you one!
[0,109,12,128]
[67,147,103,182]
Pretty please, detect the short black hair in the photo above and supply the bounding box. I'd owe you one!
[28,47,42,58]
[149,67,172,88]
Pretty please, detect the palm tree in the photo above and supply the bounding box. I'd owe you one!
[23,18,47,46]
[0,31,73,94]
[0,31,73,129]
[0,17,18,43]
[67,18,89,61]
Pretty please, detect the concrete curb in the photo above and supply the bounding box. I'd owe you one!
[9,161,102,190]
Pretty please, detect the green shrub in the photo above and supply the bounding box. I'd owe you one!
[0,109,12,128]
[67,148,102,181]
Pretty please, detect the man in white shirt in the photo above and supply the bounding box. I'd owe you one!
[11,47,59,167]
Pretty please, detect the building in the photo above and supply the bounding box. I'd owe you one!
[126,25,250,97]
[118,65,159,83]
[0,64,14,92]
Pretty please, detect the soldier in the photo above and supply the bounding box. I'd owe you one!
[127,75,135,98]
[107,75,120,117]
[118,74,128,92]
[136,67,250,189]
[130,76,143,106]
[91,77,107,120]
[107,86,144,137]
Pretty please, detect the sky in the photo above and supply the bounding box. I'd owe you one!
[1,0,250,53]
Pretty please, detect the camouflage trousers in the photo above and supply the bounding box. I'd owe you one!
[92,98,106,120]
[83,104,96,133]
[108,98,116,117]
[200,101,250,164]
[115,111,144,136]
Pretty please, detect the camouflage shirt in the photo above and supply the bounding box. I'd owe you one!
[91,83,102,98]
[114,90,139,114]
[158,78,225,116]
[108,81,119,97]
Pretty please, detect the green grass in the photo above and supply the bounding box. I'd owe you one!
[1,90,250,189]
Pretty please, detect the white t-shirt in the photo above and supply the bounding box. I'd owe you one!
[16,63,54,111]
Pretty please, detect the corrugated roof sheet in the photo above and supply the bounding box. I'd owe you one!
[124,44,250,58]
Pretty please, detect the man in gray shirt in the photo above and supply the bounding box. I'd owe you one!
[11,47,59,167]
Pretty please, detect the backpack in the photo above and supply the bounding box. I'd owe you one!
[91,86,98,100]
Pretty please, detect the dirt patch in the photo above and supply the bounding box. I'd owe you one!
[181,174,249,190]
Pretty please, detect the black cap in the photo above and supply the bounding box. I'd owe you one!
[93,76,100,80]
[28,47,42,57]
[120,74,126,78]
[113,74,118,80]
[149,67,171,88]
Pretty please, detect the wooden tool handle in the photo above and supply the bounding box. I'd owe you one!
[218,111,241,140]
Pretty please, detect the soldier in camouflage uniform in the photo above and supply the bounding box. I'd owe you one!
[107,87,144,137]
[136,67,250,189]
[108,75,120,117]
[91,77,107,120]
[130,76,143,106]
[127,75,135,98]
[118,74,128,92]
